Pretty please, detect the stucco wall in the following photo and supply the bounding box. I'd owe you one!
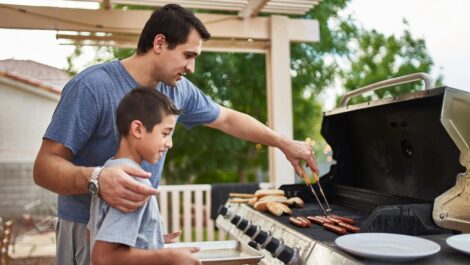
[0,78,59,162]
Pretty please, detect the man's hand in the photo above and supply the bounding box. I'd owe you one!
[164,231,181,243]
[99,165,157,212]
[165,247,202,265]
[279,139,319,177]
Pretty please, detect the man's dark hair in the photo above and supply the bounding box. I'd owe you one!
[116,87,181,136]
[137,4,211,54]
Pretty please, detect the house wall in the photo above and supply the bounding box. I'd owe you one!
[0,77,59,218]
[0,78,59,162]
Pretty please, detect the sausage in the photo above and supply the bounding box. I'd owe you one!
[297,216,312,227]
[338,222,360,233]
[323,223,347,235]
[315,216,334,224]
[307,216,324,225]
[331,214,355,224]
[326,216,342,225]
[289,217,308,228]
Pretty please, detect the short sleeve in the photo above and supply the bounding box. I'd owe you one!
[95,203,146,247]
[44,80,99,155]
[176,78,221,128]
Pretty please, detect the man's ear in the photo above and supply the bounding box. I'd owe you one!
[130,120,144,138]
[153,34,166,54]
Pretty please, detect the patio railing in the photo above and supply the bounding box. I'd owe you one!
[157,183,271,242]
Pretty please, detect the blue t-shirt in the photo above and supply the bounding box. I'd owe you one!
[45,60,220,224]
[89,158,164,251]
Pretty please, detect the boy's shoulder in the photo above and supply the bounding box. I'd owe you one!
[103,158,152,186]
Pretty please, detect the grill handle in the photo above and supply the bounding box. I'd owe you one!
[339,72,434,107]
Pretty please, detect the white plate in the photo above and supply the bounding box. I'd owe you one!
[446,234,470,255]
[335,233,441,262]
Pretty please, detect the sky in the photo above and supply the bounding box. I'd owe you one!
[0,0,469,96]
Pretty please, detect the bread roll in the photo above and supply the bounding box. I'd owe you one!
[228,193,255,198]
[286,197,304,208]
[266,202,284,216]
[254,189,285,198]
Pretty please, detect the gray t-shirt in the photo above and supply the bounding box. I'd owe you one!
[89,158,165,252]
[44,60,220,224]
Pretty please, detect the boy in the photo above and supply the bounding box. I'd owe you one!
[89,87,201,265]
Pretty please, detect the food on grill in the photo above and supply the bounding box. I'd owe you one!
[289,217,309,228]
[267,202,292,216]
[330,214,355,224]
[286,197,304,208]
[228,198,252,204]
[337,222,360,233]
[296,216,312,227]
[326,216,342,225]
[255,189,285,198]
[307,216,325,225]
[229,192,255,198]
[314,215,334,224]
[254,197,287,211]
[258,195,288,203]
[248,196,258,206]
[323,223,347,235]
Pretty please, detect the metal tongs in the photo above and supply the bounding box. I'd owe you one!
[299,138,332,217]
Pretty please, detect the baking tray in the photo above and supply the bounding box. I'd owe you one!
[164,240,263,265]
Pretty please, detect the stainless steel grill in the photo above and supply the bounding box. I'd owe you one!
[216,74,470,265]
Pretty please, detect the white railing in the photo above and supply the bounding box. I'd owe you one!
[157,183,272,242]
[157,184,222,242]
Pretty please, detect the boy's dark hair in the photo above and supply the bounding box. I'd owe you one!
[137,4,211,54]
[116,87,181,136]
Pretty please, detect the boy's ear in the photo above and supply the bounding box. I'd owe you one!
[130,120,144,138]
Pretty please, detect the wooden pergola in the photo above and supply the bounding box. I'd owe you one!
[0,0,320,187]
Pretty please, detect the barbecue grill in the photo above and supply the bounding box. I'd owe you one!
[216,73,470,264]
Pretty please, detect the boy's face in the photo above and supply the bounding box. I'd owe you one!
[155,29,202,86]
[138,114,177,164]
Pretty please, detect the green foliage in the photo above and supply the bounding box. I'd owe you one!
[65,0,442,184]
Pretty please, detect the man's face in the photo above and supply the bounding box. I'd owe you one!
[157,29,202,86]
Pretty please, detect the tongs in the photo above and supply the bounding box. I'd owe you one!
[299,139,332,216]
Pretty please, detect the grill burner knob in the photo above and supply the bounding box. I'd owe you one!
[253,230,270,245]
[265,237,283,255]
[230,215,241,226]
[244,225,259,238]
[277,246,299,265]
[236,219,249,231]
[248,240,258,249]
[217,205,229,217]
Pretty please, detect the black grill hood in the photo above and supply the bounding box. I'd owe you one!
[321,86,466,202]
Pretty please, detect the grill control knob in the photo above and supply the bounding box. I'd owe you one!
[230,215,242,226]
[277,246,299,265]
[217,205,228,217]
[265,237,282,254]
[248,240,258,249]
[236,219,249,231]
[253,230,270,246]
[244,225,259,238]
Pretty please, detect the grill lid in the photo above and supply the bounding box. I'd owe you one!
[321,73,470,231]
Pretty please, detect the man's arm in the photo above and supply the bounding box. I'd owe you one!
[206,106,318,175]
[92,241,202,265]
[33,139,157,212]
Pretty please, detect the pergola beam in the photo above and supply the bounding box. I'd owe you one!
[0,4,319,43]
[238,0,269,18]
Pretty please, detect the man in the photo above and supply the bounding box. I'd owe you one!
[33,4,317,265]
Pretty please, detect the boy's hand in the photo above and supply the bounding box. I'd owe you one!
[164,231,181,243]
[167,247,202,265]
[99,165,158,212]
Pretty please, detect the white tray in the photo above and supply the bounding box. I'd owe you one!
[165,240,263,265]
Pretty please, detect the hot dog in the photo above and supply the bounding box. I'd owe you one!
[338,222,360,233]
[326,216,342,225]
[289,217,308,228]
[330,214,355,224]
[315,216,334,224]
[307,216,324,225]
[297,216,312,227]
[323,223,347,235]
